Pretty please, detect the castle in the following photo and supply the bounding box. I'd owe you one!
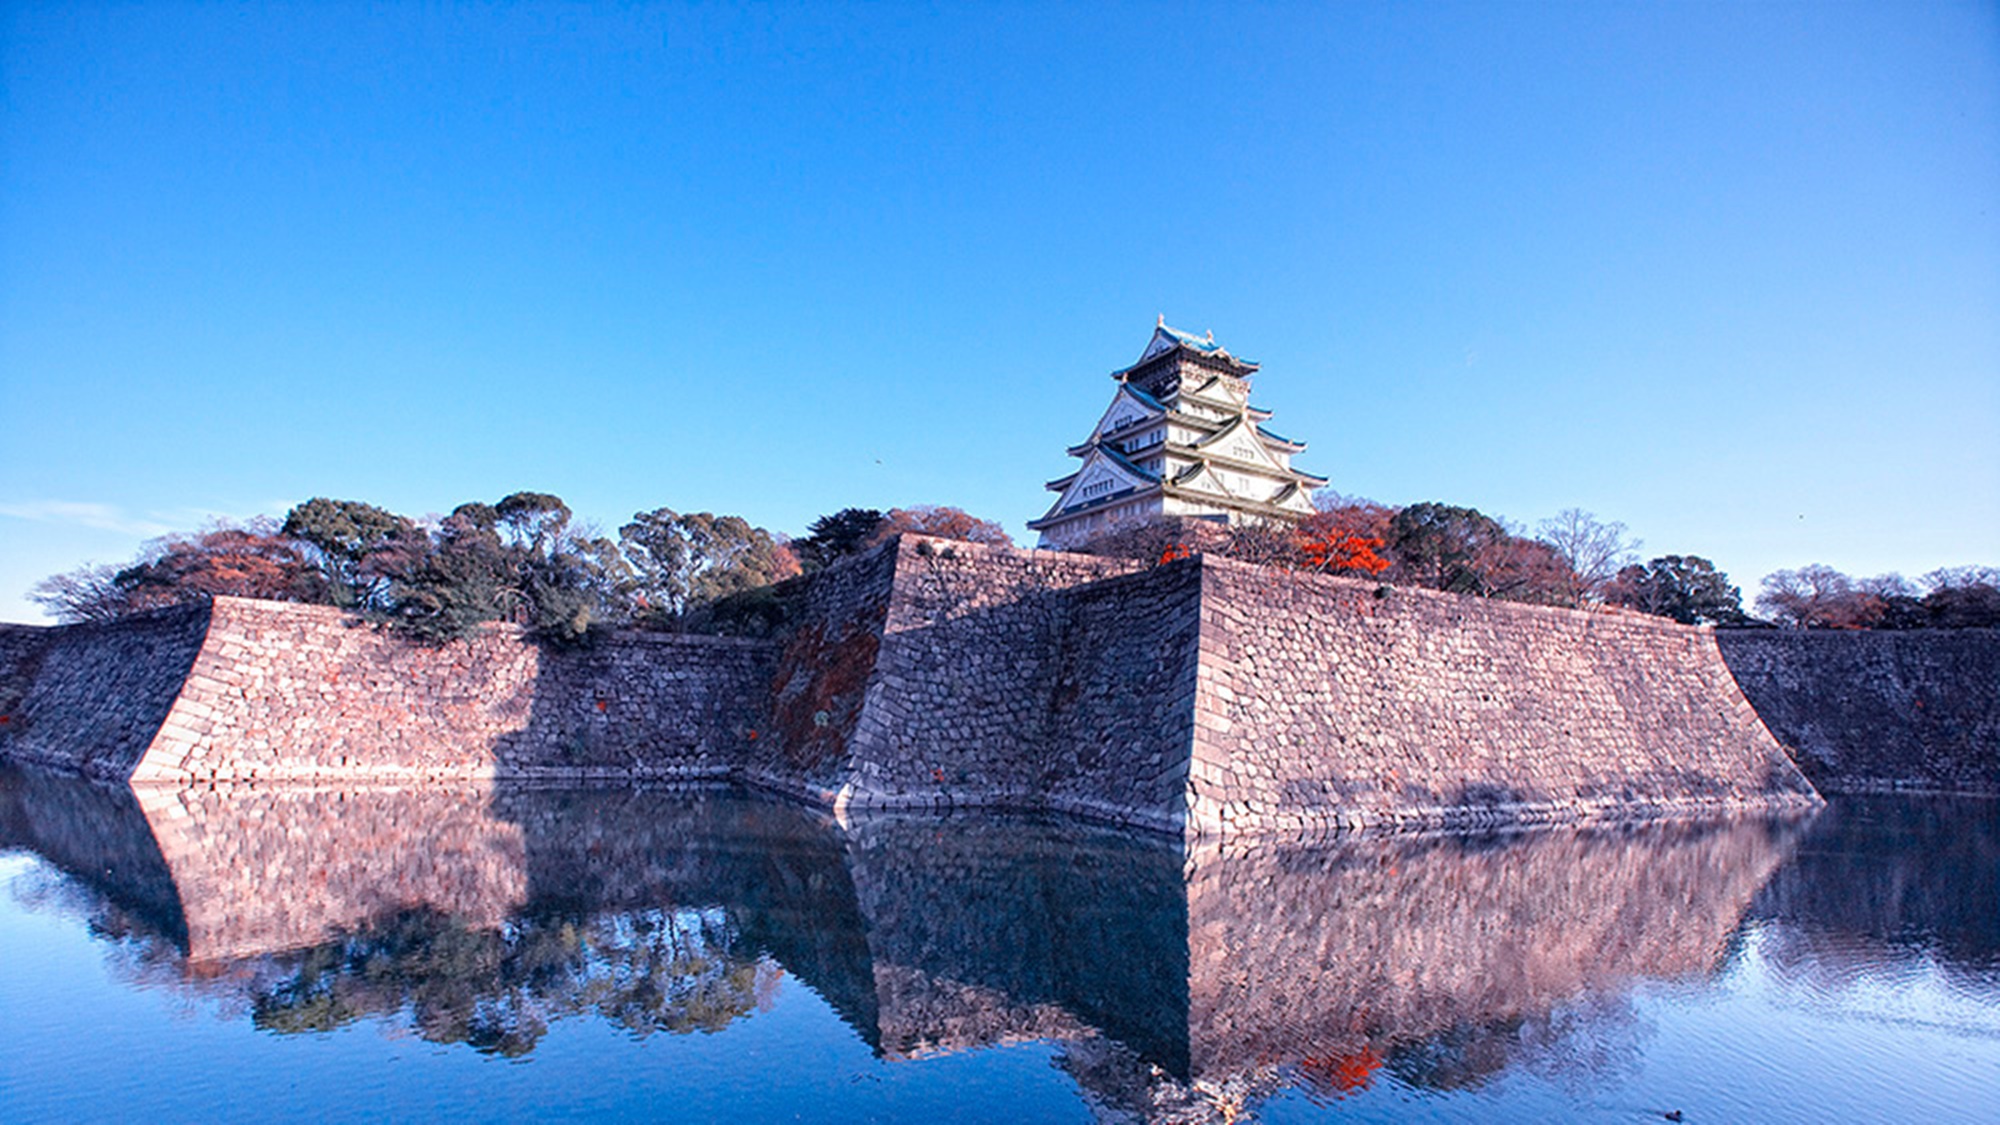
[1030,319,1327,549]
[6,323,1986,836]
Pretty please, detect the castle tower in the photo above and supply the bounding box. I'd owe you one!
[1029,319,1328,550]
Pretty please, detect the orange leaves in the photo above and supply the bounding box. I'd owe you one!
[1300,1046,1384,1095]
[1158,543,1193,565]
[1295,528,1391,576]
[1294,505,1393,577]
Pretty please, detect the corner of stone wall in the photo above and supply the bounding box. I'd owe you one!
[752,539,904,804]
[1185,556,1236,838]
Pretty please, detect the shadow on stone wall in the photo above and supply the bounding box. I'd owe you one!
[0,604,212,779]
[1718,629,2000,794]
[0,763,187,948]
[481,634,777,782]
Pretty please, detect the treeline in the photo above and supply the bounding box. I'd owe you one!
[29,490,1995,637]
[1098,497,1998,630]
[1087,498,1748,622]
[28,495,1010,644]
[1753,564,2000,630]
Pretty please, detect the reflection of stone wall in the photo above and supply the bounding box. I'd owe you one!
[836,814,1190,1067]
[1718,629,2000,793]
[7,766,1806,1117]
[134,784,529,964]
[0,764,187,945]
[1181,819,1798,1079]
[1748,795,2000,989]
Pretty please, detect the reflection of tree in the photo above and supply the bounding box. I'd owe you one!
[248,905,775,1056]
[1378,994,1649,1096]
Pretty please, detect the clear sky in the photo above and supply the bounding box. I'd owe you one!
[2,2,1996,623]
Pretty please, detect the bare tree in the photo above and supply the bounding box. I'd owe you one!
[1756,564,1869,628]
[1536,509,1640,608]
[28,563,132,623]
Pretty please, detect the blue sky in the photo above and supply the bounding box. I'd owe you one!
[2,2,1995,622]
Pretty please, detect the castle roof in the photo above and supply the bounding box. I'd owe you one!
[1111,317,1259,379]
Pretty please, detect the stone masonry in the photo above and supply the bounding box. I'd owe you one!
[0,536,1840,833]
[1,597,776,785]
[752,537,1819,834]
[1717,628,2000,794]
[1188,557,1822,834]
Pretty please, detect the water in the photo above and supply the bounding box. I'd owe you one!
[0,767,1994,1124]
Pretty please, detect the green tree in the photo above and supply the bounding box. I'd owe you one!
[1389,503,1509,595]
[382,505,518,642]
[619,508,798,627]
[281,498,419,609]
[794,508,886,572]
[1606,555,1745,625]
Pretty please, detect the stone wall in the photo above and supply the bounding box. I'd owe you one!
[1717,629,2000,793]
[1,597,777,785]
[820,539,1170,822]
[1188,559,1821,834]
[1,537,1852,832]
[0,604,213,779]
[779,539,1817,834]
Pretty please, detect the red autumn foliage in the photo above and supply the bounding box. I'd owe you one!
[1294,508,1391,576]
[1158,543,1192,565]
[114,524,328,612]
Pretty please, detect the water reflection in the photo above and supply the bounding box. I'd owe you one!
[10,767,1988,1118]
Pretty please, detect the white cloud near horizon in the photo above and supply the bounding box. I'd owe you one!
[0,500,261,539]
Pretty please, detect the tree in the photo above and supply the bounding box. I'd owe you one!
[794,508,886,572]
[872,505,1014,549]
[381,506,519,642]
[1756,564,1876,628]
[1536,509,1639,608]
[377,494,620,646]
[1475,535,1575,606]
[281,498,420,610]
[1388,503,1510,595]
[1919,566,2000,628]
[1857,573,1926,629]
[1605,555,1745,625]
[105,522,328,612]
[493,492,573,554]
[1292,507,1392,576]
[619,508,799,627]
[27,563,132,623]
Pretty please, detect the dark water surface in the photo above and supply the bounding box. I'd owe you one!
[1,767,1994,1124]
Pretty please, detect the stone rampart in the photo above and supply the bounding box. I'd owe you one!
[775,538,1817,833]
[1,597,776,785]
[2,537,1839,831]
[1717,628,2000,793]
[1189,558,1821,834]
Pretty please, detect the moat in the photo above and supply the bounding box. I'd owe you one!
[1,765,1994,1123]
